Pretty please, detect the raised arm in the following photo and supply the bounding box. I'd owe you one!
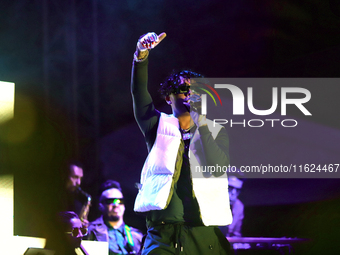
[130,32,166,149]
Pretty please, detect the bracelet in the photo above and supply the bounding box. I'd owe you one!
[133,50,149,63]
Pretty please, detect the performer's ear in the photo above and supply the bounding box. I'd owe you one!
[165,96,172,105]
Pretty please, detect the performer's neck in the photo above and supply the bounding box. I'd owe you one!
[177,113,193,130]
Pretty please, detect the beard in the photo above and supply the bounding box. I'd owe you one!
[104,214,119,222]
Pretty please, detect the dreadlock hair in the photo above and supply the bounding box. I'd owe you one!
[159,70,203,98]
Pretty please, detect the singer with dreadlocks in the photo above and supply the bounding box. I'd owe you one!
[131,32,232,255]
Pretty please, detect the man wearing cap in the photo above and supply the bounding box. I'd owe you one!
[220,176,244,237]
[86,180,143,255]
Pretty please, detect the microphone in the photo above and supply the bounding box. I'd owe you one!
[189,94,202,113]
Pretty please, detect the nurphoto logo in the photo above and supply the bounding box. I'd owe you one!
[191,78,312,128]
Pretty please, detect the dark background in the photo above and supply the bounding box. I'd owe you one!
[1,0,340,254]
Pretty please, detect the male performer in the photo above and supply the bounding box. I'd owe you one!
[131,32,232,254]
[87,180,143,255]
[65,161,92,223]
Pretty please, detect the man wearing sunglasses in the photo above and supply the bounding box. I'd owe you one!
[86,180,143,255]
[131,32,232,254]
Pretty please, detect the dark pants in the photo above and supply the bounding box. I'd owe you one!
[141,222,232,255]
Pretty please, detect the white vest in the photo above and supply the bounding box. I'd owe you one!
[134,113,232,226]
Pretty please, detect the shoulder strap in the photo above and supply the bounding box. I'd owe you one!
[124,224,135,247]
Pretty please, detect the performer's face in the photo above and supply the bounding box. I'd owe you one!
[66,165,83,192]
[100,188,125,222]
[166,76,192,116]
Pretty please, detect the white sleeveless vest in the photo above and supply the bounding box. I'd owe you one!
[134,113,232,226]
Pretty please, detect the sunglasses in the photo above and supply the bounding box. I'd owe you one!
[66,227,88,237]
[103,198,125,205]
[172,85,191,95]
